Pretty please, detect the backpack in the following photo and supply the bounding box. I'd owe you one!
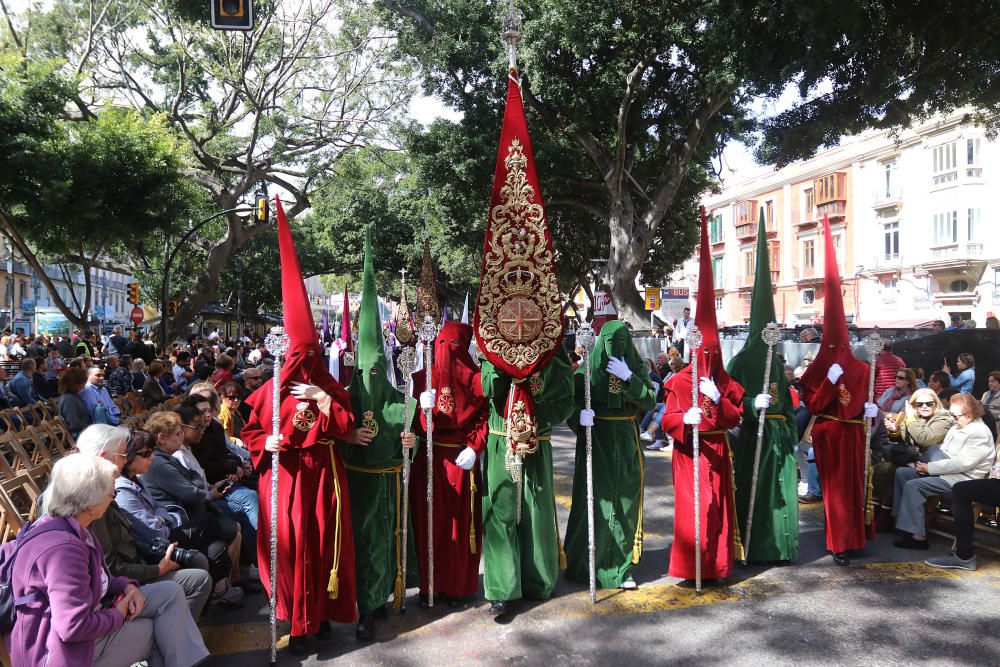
[0,517,72,633]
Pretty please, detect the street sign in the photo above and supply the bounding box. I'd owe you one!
[662,288,690,299]
[644,287,660,311]
[130,305,144,325]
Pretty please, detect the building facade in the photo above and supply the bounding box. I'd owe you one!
[691,110,996,328]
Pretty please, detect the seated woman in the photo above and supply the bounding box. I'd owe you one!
[131,358,147,393]
[217,380,246,440]
[141,408,249,604]
[980,371,1000,423]
[925,474,1000,571]
[142,361,169,409]
[892,393,995,549]
[115,427,236,595]
[877,367,917,414]
[6,453,209,667]
[873,388,953,523]
[57,366,93,439]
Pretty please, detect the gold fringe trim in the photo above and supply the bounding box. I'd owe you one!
[554,495,567,570]
[489,428,550,441]
[327,443,343,600]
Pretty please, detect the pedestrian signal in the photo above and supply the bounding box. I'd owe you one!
[644,287,660,311]
[211,0,253,31]
[167,300,178,317]
[127,282,140,305]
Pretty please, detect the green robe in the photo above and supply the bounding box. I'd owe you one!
[480,355,574,602]
[337,229,417,614]
[564,321,656,588]
[726,209,799,562]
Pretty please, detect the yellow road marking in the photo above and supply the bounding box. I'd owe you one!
[200,622,288,655]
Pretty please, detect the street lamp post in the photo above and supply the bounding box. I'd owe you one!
[234,256,244,342]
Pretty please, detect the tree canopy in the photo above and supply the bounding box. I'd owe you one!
[380,0,1000,324]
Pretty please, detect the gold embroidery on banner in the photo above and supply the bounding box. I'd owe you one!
[768,381,779,403]
[362,410,379,437]
[477,138,562,371]
[293,401,317,432]
[436,387,455,415]
[700,394,716,422]
[608,376,623,395]
[504,399,539,473]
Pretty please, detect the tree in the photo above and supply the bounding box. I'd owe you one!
[5,0,413,338]
[380,0,1000,325]
[0,52,200,329]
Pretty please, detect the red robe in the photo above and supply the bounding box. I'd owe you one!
[662,371,744,580]
[409,321,488,599]
[243,373,358,635]
[800,359,875,553]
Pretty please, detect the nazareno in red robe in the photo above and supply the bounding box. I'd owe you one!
[409,321,488,599]
[662,360,745,580]
[799,356,875,553]
[243,349,358,635]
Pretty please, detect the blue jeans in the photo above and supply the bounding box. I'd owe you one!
[222,484,259,563]
[807,447,822,496]
[640,403,666,438]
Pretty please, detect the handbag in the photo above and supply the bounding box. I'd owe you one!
[887,441,919,466]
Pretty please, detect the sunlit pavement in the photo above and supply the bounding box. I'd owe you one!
[201,426,1000,665]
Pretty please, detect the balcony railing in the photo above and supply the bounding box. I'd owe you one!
[817,200,847,218]
[735,224,756,240]
[794,266,818,280]
[872,187,903,208]
[929,241,984,259]
[792,209,818,226]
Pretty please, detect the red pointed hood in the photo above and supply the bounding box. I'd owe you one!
[276,196,336,390]
[694,206,724,378]
[820,214,849,349]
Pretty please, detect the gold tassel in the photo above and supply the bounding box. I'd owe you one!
[393,467,404,611]
[469,469,478,554]
[327,444,343,600]
[725,434,746,563]
[553,495,567,570]
[631,419,645,565]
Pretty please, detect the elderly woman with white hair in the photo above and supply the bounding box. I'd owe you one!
[5,453,209,666]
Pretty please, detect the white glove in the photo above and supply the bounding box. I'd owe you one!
[754,393,772,410]
[698,376,721,404]
[827,363,844,385]
[683,407,703,426]
[264,435,282,453]
[579,408,595,427]
[864,402,879,418]
[606,357,633,383]
[419,390,436,410]
[290,382,328,403]
[455,446,477,470]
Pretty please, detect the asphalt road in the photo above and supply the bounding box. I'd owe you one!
[200,426,1000,666]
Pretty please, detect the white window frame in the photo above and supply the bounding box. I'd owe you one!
[932,141,958,186]
[933,210,958,244]
[884,221,900,260]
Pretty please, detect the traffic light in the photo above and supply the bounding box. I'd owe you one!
[167,301,178,317]
[127,282,140,305]
[256,195,269,223]
[211,0,253,31]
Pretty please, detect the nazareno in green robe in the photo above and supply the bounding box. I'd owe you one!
[480,352,574,602]
[564,321,656,589]
[338,230,417,614]
[725,210,799,562]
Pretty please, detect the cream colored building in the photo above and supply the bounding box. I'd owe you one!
[689,110,997,328]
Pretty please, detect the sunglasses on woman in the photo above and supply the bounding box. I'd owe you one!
[913,400,935,407]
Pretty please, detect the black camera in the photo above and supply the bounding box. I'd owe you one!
[140,537,200,568]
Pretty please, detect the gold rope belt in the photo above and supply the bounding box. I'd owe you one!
[818,414,865,425]
[326,443,344,599]
[597,415,637,421]
[343,463,403,474]
[435,441,463,448]
[700,429,728,436]
[765,414,787,420]
[488,429,551,441]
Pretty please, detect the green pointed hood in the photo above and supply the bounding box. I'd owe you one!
[726,207,792,417]
[344,228,407,465]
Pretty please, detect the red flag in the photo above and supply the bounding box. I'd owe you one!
[474,70,562,443]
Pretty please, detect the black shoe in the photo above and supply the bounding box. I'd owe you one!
[893,535,930,550]
[355,612,375,641]
[373,604,388,619]
[313,620,332,641]
[798,493,822,504]
[288,635,312,656]
[832,551,850,566]
[488,600,508,617]
[418,593,429,608]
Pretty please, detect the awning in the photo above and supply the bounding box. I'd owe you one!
[852,318,936,328]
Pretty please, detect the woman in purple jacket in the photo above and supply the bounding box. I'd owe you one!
[6,452,209,666]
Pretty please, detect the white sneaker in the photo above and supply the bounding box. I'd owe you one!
[249,564,260,580]
[640,431,654,442]
[620,578,638,590]
[797,481,808,496]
